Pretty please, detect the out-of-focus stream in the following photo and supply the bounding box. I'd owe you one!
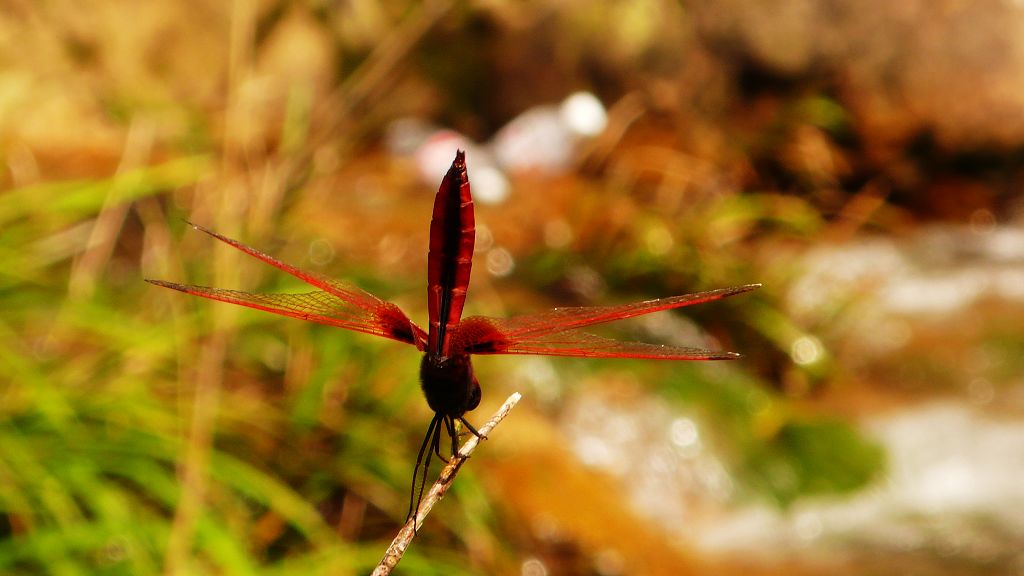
[560,223,1024,575]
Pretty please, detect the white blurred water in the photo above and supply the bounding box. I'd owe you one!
[560,223,1024,575]
[694,402,1024,571]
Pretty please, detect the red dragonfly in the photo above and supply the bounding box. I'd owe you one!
[148,151,758,520]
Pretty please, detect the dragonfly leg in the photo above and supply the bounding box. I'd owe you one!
[445,415,459,458]
[459,417,486,441]
[433,416,451,464]
[408,414,441,527]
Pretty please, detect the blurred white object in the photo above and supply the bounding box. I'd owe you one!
[386,120,509,204]
[414,129,477,182]
[490,91,607,174]
[560,91,608,137]
[384,117,437,157]
[384,91,606,202]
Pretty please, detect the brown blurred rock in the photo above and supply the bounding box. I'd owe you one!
[691,0,1024,150]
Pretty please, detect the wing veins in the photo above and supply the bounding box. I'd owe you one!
[147,280,425,345]
[452,285,759,360]
[188,222,386,308]
[490,329,737,360]
[148,224,427,348]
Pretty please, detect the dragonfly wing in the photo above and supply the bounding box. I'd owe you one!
[147,279,427,347]
[453,316,737,360]
[451,284,760,360]
[186,222,357,296]
[148,224,427,348]
[486,284,760,338]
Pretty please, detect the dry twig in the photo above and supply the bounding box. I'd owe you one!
[372,392,523,576]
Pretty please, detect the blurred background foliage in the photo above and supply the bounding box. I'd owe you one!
[2,0,1024,574]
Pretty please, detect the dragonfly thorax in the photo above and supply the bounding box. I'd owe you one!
[419,354,481,417]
